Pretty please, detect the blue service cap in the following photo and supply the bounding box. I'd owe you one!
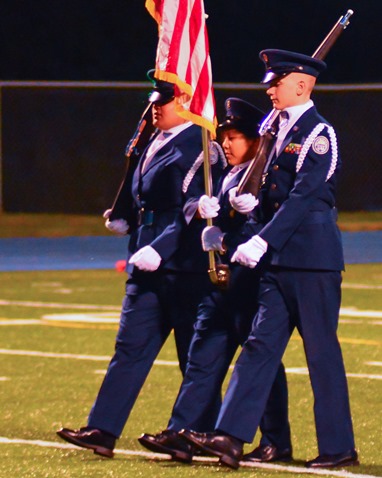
[218,97,265,138]
[259,49,327,83]
[147,69,175,104]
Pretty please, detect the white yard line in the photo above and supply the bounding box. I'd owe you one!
[1,317,381,327]
[0,349,381,380]
[0,436,378,478]
[0,319,42,325]
[340,308,382,319]
[0,299,120,311]
[0,348,111,361]
[43,313,119,323]
[1,299,382,320]
[342,283,382,290]
[286,367,382,380]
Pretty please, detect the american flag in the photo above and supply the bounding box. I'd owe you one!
[145,0,217,137]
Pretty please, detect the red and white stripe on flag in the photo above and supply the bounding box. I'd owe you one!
[145,0,217,138]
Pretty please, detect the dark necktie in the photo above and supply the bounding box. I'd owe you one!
[278,110,289,130]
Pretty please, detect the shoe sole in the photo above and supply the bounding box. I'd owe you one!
[181,432,240,470]
[243,455,293,463]
[219,454,241,470]
[138,436,192,463]
[56,430,114,458]
[307,459,359,469]
[242,457,293,463]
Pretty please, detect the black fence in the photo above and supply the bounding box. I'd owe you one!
[1,82,381,214]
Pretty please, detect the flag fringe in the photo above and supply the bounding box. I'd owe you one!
[145,0,161,23]
[154,70,193,98]
[175,104,217,137]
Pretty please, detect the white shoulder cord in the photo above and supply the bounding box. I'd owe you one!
[182,141,226,193]
[295,123,338,181]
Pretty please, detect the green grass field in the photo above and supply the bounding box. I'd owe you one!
[0,267,381,478]
[0,213,381,477]
[1,211,382,237]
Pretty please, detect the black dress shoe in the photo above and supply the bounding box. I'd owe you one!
[305,449,359,468]
[56,427,116,458]
[138,429,193,463]
[180,429,243,469]
[243,444,293,462]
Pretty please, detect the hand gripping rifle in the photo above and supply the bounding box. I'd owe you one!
[108,102,155,221]
[236,9,354,197]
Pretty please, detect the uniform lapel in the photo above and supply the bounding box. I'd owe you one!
[142,143,174,175]
[131,132,157,202]
[141,124,198,175]
[218,167,246,200]
[276,106,317,157]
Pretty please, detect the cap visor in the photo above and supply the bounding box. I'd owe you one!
[261,71,279,84]
[148,91,162,103]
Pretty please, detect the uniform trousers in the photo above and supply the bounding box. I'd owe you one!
[216,266,355,454]
[87,270,213,437]
[168,265,291,449]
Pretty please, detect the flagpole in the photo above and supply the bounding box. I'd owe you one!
[202,127,229,288]
[201,127,217,279]
[201,128,213,203]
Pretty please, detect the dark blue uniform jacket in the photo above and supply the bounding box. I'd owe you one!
[128,124,223,274]
[258,106,344,271]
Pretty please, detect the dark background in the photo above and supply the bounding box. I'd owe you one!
[0,0,380,84]
[1,1,381,213]
[3,85,380,213]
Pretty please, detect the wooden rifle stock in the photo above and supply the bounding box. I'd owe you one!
[109,103,154,221]
[124,102,154,159]
[236,9,354,197]
[236,109,279,196]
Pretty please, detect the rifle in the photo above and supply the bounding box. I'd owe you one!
[108,102,155,221]
[237,9,354,197]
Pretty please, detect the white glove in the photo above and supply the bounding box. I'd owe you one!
[103,209,129,235]
[201,226,226,253]
[128,245,162,271]
[228,187,259,214]
[231,235,268,268]
[198,195,220,219]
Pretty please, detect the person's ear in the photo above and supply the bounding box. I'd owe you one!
[296,80,305,96]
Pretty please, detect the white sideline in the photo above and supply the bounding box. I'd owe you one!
[0,436,378,478]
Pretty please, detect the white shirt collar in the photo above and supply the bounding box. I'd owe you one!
[283,99,314,128]
[227,159,252,174]
[162,121,193,137]
[236,159,252,171]
[275,101,314,156]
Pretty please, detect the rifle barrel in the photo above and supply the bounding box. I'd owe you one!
[235,9,354,198]
[312,9,354,60]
